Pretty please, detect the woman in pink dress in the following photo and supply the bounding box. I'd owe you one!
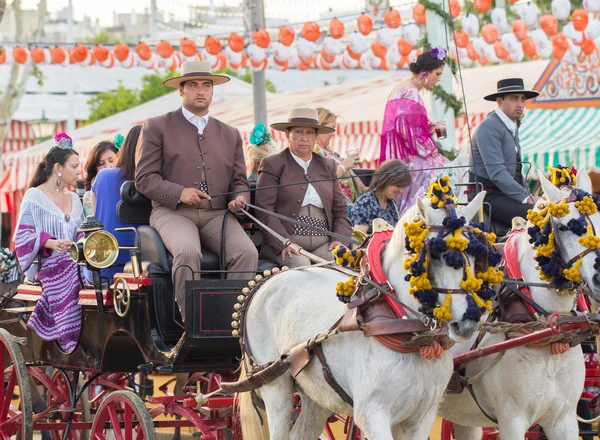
[380,46,449,216]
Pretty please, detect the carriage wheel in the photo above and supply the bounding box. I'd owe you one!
[46,370,90,440]
[440,419,455,440]
[90,390,156,440]
[0,328,32,440]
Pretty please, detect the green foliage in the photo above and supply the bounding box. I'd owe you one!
[31,64,44,87]
[87,83,140,124]
[431,85,464,117]
[418,0,453,28]
[86,30,119,45]
[138,69,179,103]
[217,67,277,93]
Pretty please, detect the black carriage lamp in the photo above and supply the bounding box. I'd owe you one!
[70,215,119,315]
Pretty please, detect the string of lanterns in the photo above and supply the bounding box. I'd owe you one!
[0,1,595,72]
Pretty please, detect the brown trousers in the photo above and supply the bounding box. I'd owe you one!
[260,206,333,268]
[150,203,258,318]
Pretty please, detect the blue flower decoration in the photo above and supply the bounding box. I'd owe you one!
[113,133,125,150]
[249,123,272,146]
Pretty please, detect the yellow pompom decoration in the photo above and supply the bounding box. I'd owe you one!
[447,229,469,251]
[332,245,362,268]
[409,274,433,291]
[472,292,493,312]
[434,294,453,322]
[335,277,356,298]
[460,267,484,292]
[549,165,576,187]
[527,207,549,229]
[486,232,497,245]
[576,196,598,216]
[536,232,557,258]
[563,259,583,283]
[548,200,570,218]
[404,219,429,253]
[476,267,504,286]
[578,225,600,250]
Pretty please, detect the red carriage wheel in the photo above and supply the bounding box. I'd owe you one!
[441,419,455,439]
[46,369,90,440]
[91,390,156,440]
[0,328,32,440]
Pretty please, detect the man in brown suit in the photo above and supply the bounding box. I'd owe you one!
[135,60,258,318]
[256,107,352,267]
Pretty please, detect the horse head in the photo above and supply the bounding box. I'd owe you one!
[386,177,500,343]
[533,167,600,303]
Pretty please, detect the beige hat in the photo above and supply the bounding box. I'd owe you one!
[270,107,335,134]
[163,60,230,88]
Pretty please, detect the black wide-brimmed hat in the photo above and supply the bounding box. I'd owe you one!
[484,78,539,101]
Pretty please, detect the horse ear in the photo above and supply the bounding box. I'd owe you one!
[417,197,427,219]
[458,191,486,222]
[538,169,563,202]
[577,168,592,193]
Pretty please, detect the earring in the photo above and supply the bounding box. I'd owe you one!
[55,172,62,192]
[418,76,428,87]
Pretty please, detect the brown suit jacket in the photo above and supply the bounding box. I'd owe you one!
[256,148,352,253]
[135,107,249,210]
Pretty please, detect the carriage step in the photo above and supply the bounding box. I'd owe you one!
[48,408,78,414]
[4,306,35,314]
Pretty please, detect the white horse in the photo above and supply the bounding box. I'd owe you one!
[439,169,600,439]
[239,192,487,440]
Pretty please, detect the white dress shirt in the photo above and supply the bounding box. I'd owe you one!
[495,109,529,204]
[290,152,324,208]
[182,106,210,134]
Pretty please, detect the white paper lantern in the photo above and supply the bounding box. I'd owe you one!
[539,45,553,58]
[247,43,267,63]
[323,36,344,55]
[359,51,373,70]
[61,51,70,67]
[377,28,395,47]
[568,40,582,56]
[342,51,358,69]
[288,48,301,67]
[140,53,158,69]
[594,35,600,51]
[563,22,583,42]
[491,8,508,32]
[386,43,401,65]
[584,0,600,12]
[404,24,421,47]
[510,47,524,62]
[99,52,115,68]
[225,46,242,65]
[200,50,217,66]
[514,3,539,26]
[552,0,572,21]
[462,14,480,38]
[349,32,368,54]
[585,18,600,40]
[296,37,315,59]
[501,33,520,53]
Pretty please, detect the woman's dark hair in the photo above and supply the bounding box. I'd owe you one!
[29,147,79,188]
[84,141,118,190]
[370,160,412,198]
[409,52,445,75]
[114,125,142,181]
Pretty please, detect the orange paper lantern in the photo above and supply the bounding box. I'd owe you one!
[320,47,336,64]
[252,29,271,48]
[93,45,109,62]
[346,44,362,60]
[297,61,310,71]
[371,40,387,58]
[479,56,489,65]
[180,38,198,57]
[481,24,499,44]
[466,43,478,60]
[521,37,538,58]
[493,41,509,60]
[413,3,426,24]
[329,17,345,39]
[455,30,470,48]
[357,13,373,35]
[581,37,595,55]
[473,0,491,13]
[278,26,295,46]
[0,50,5,64]
[228,33,245,52]
[113,43,130,62]
[157,40,174,59]
[30,47,45,64]
[397,38,413,57]
[12,46,28,64]
[572,9,589,32]
[552,33,570,50]
[70,44,89,63]
[512,20,528,42]
[552,45,566,58]
[508,0,519,3]
[449,0,461,18]
[384,8,401,28]
[204,36,222,55]
[540,15,558,37]
[302,22,321,42]
[50,46,67,64]
[136,42,152,61]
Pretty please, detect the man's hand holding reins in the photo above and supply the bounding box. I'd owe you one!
[228,196,247,213]
[281,245,301,261]
[180,187,211,205]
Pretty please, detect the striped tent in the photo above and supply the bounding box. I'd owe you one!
[520,108,600,175]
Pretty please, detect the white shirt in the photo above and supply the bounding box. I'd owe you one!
[290,152,324,209]
[182,106,210,134]
[495,109,529,204]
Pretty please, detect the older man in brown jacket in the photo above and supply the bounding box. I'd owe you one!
[135,61,258,318]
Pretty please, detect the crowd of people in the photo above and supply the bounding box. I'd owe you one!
[12,47,537,351]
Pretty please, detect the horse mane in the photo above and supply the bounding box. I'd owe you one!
[383,203,420,274]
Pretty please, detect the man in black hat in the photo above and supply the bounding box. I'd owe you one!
[469,78,539,229]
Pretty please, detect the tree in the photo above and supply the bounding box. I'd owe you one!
[0,0,47,159]
[0,0,7,26]
[86,84,140,124]
[138,70,179,103]
[86,30,118,45]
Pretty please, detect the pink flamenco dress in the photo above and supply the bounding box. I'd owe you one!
[380,87,448,216]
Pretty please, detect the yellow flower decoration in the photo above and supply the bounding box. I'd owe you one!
[578,224,600,250]
[476,267,504,286]
[563,259,583,283]
[447,229,469,251]
[576,196,598,216]
[548,200,570,218]
[527,208,549,229]
[434,294,453,322]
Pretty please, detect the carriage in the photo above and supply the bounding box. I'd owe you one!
[0,170,600,439]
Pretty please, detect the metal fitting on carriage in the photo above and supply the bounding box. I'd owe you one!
[231,320,240,329]
[232,329,240,337]
[232,312,240,320]
[234,303,242,311]
[237,295,246,303]
[272,267,281,274]
[242,287,250,295]
[156,364,174,373]
[255,275,263,282]
[281,266,289,271]
[248,280,256,288]
[264,269,272,277]
[137,362,156,372]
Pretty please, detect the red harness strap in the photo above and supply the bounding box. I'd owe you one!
[364,230,407,318]
[504,230,538,317]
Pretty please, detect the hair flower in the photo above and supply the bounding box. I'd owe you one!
[113,133,125,150]
[54,132,73,150]
[428,46,447,61]
[249,123,273,146]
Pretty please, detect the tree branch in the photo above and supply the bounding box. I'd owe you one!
[0,1,7,26]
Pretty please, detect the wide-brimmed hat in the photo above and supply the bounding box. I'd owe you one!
[163,60,230,88]
[484,78,539,101]
[270,107,335,134]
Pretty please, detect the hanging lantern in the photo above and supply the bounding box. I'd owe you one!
[157,40,174,59]
[135,42,152,61]
[585,18,600,39]
[329,17,345,39]
[584,0,600,12]
[449,0,461,18]
[252,29,271,48]
[377,29,395,47]
[12,46,28,64]
[50,46,66,64]
[481,24,499,44]
[581,37,596,54]
[70,44,89,63]
[404,24,421,46]
[552,33,570,50]
[100,52,115,68]
[0,50,6,65]
[278,26,295,47]
[386,44,401,65]
[466,43,478,60]
[297,38,315,59]
[113,43,130,62]
[397,37,413,56]
[552,0,572,21]
[521,37,538,58]
[357,13,373,35]
[540,15,558,37]
[493,41,509,59]
[180,38,198,57]
[349,32,368,55]
[462,14,480,38]
[341,52,358,69]
[512,20,528,42]
[413,3,426,24]
[320,47,336,64]
[30,47,45,64]
[573,9,589,31]
[346,44,361,60]
[323,36,343,55]
[302,22,321,42]
[297,60,310,71]
[247,43,267,63]
[384,8,401,28]
[473,0,492,13]
[491,8,508,31]
[371,40,387,58]
[455,30,470,48]
[227,33,244,53]
[92,45,109,62]
[563,23,583,42]
[204,36,222,56]
[250,56,268,72]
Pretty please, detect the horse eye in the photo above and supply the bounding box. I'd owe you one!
[558,225,568,232]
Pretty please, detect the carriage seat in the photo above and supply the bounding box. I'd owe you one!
[117,181,220,275]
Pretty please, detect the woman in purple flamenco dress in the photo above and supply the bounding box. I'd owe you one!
[14,133,85,354]
[380,47,450,216]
